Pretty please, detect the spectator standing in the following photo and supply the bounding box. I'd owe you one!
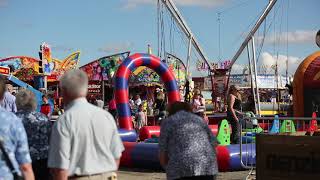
[0,78,34,180]
[108,97,117,119]
[227,85,242,144]
[147,97,154,116]
[134,94,142,106]
[48,69,124,180]
[155,88,166,123]
[159,101,218,180]
[40,94,51,117]
[15,89,52,180]
[0,84,17,112]
[192,93,206,118]
[135,104,147,132]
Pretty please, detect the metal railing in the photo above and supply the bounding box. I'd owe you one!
[239,116,319,179]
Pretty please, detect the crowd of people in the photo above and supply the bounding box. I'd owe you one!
[0,70,124,180]
[0,69,220,180]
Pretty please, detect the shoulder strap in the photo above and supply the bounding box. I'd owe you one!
[0,140,20,176]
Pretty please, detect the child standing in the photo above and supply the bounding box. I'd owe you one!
[135,104,146,132]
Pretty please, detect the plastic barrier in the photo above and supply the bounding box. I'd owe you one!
[139,126,161,141]
[308,112,318,133]
[280,120,296,133]
[118,129,137,142]
[258,122,272,130]
[139,125,219,141]
[115,53,180,130]
[120,142,256,171]
[269,115,280,133]
[216,119,231,145]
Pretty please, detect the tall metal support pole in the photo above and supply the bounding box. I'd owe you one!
[160,0,213,72]
[247,45,258,114]
[44,76,47,92]
[251,36,261,116]
[102,80,105,105]
[228,0,277,70]
[186,37,192,79]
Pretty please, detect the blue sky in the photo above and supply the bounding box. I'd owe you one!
[0,0,319,76]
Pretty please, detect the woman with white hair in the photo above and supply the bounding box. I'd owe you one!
[15,89,51,180]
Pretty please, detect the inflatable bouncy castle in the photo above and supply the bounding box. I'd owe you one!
[293,51,320,117]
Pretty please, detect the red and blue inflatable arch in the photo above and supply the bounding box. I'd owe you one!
[115,53,181,130]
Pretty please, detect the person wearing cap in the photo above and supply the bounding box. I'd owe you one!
[227,85,242,144]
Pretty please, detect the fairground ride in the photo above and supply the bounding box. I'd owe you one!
[158,0,278,116]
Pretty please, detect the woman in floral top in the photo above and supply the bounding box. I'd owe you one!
[15,89,52,180]
[159,101,218,180]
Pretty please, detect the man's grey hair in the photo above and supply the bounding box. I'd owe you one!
[59,69,88,97]
[16,89,37,111]
[5,84,13,92]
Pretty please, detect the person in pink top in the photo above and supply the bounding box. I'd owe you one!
[109,97,117,119]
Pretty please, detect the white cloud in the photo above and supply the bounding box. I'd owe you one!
[231,63,247,74]
[256,30,317,45]
[259,52,301,76]
[229,52,301,76]
[122,0,227,9]
[98,42,133,53]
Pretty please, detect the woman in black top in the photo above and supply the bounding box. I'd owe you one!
[227,85,242,144]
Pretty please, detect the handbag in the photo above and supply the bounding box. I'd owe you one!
[0,140,24,180]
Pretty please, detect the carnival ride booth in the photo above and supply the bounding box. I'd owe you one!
[293,51,320,117]
[80,52,130,103]
[0,44,80,113]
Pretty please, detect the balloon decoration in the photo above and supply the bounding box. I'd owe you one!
[115,53,181,130]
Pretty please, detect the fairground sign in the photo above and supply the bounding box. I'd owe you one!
[88,81,102,94]
[0,66,10,76]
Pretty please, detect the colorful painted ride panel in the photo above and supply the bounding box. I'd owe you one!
[49,51,81,81]
[0,51,80,82]
[131,67,161,85]
[80,52,130,81]
[0,56,40,74]
[40,43,54,75]
[166,53,187,86]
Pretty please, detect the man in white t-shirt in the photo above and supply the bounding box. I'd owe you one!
[48,70,124,179]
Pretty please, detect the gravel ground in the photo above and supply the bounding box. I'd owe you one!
[118,168,251,180]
